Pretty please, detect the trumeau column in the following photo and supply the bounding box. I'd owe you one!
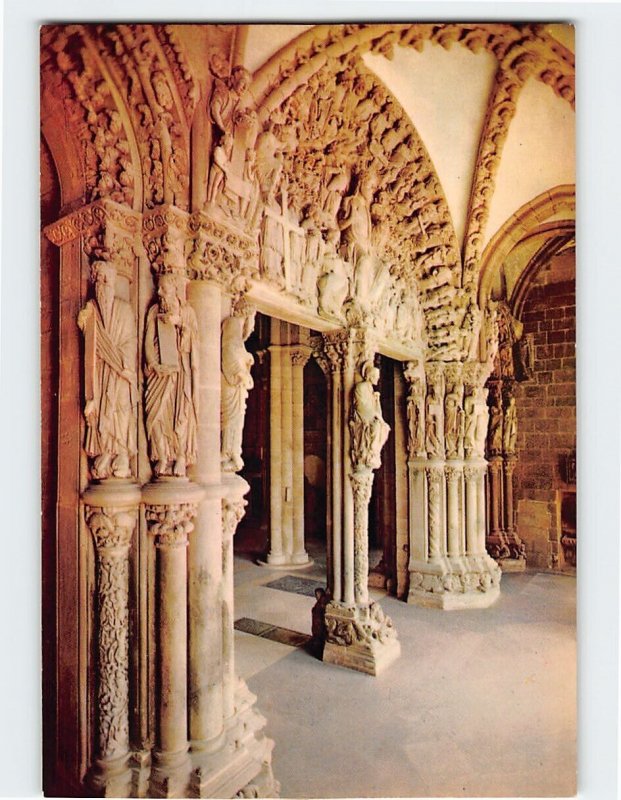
[314,329,400,676]
[406,361,501,609]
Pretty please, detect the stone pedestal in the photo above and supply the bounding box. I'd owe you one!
[322,601,401,676]
[83,480,141,798]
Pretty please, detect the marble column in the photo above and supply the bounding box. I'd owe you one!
[83,482,141,798]
[291,346,312,564]
[316,330,401,676]
[144,482,202,799]
[186,279,226,753]
[263,331,312,568]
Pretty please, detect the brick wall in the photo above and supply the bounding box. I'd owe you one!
[513,251,576,570]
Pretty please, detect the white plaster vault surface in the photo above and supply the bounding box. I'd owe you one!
[234,552,576,798]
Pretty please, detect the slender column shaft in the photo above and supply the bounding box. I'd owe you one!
[187,281,223,745]
[281,346,294,556]
[504,459,515,532]
[158,541,188,755]
[446,468,461,558]
[331,369,342,601]
[426,467,444,560]
[352,473,373,604]
[268,346,284,563]
[342,361,355,606]
[465,468,478,556]
[477,469,487,555]
[291,352,309,562]
[489,459,502,535]
[408,462,428,562]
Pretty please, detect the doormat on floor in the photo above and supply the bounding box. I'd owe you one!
[234,617,311,648]
[263,574,326,597]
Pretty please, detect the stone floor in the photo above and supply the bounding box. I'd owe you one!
[234,546,576,798]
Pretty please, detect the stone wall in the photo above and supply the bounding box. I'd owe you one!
[514,251,576,570]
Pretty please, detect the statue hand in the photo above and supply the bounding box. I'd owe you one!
[84,399,97,424]
[77,304,92,331]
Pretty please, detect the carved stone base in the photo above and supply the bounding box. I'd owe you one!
[149,749,192,799]
[257,555,314,570]
[321,601,401,676]
[407,556,501,609]
[86,755,133,798]
[189,680,279,798]
[487,531,527,572]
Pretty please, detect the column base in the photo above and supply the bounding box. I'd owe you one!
[407,555,501,609]
[189,679,279,799]
[148,749,192,799]
[320,600,401,676]
[257,554,314,570]
[86,754,133,798]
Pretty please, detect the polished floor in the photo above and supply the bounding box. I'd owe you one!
[233,544,576,799]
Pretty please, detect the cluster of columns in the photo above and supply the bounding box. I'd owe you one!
[313,329,401,676]
[403,360,502,609]
[485,379,526,570]
[262,320,312,568]
[47,201,278,799]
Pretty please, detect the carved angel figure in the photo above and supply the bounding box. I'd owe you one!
[349,361,390,471]
[444,389,463,459]
[144,274,199,477]
[464,386,489,457]
[221,309,256,473]
[77,261,138,480]
[425,380,445,459]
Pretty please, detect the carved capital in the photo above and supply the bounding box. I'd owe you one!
[187,211,260,287]
[85,506,136,553]
[142,204,191,277]
[45,200,143,283]
[145,503,196,548]
[222,495,247,541]
[290,346,312,368]
[444,466,462,484]
[425,465,444,484]
[463,465,484,482]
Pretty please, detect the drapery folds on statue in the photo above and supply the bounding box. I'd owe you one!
[144,273,199,478]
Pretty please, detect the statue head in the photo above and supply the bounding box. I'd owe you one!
[361,360,379,385]
[92,260,117,310]
[231,65,250,94]
[157,273,181,315]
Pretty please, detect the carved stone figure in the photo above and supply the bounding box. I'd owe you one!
[317,229,350,319]
[404,362,426,458]
[260,202,285,284]
[503,394,518,454]
[77,260,138,480]
[221,307,256,473]
[488,389,504,455]
[425,379,445,459]
[339,173,374,264]
[209,60,251,138]
[444,388,463,459]
[144,274,199,477]
[349,361,390,471]
[464,386,489,457]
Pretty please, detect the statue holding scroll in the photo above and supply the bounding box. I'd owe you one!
[144,274,199,477]
[77,260,138,480]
